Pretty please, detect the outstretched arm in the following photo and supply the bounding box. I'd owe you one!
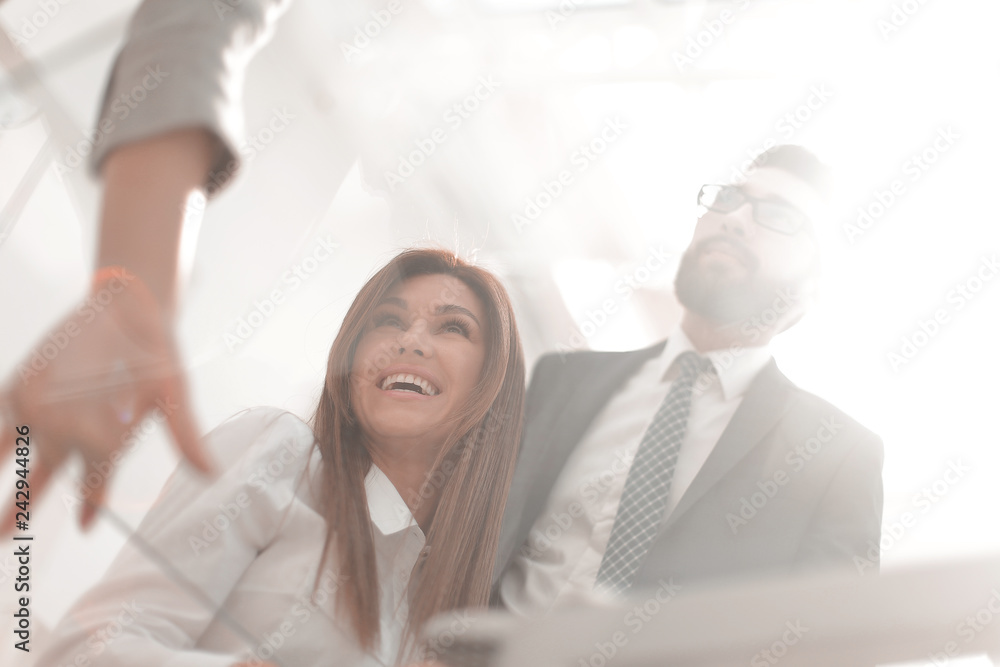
[0,0,291,529]
[1,128,215,529]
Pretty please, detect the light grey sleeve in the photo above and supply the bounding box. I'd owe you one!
[88,0,293,195]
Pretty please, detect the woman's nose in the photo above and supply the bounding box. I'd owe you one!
[397,320,432,357]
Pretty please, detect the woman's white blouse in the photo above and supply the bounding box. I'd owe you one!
[40,408,427,667]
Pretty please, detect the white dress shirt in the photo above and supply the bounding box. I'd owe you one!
[500,329,773,614]
[40,408,426,667]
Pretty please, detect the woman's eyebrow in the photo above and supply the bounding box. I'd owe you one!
[377,297,407,309]
[435,303,481,327]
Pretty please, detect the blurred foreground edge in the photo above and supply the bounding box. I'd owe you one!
[423,554,1000,667]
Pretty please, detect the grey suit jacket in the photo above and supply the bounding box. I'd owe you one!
[493,340,884,594]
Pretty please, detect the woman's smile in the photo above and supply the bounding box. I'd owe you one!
[351,273,488,451]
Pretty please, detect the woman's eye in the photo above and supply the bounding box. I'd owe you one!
[441,319,471,337]
[374,313,404,328]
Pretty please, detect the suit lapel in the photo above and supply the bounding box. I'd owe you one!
[662,359,796,531]
[543,345,665,473]
[533,341,666,513]
[493,341,665,582]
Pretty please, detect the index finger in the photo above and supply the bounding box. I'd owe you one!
[159,382,213,476]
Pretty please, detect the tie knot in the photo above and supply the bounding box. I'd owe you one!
[674,351,712,381]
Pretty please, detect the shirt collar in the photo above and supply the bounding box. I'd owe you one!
[659,327,773,401]
[364,464,420,536]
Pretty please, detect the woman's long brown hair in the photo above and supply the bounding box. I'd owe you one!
[310,248,525,655]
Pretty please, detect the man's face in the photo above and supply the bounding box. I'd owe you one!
[674,167,825,326]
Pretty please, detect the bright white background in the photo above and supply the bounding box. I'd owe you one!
[0,0,998,663]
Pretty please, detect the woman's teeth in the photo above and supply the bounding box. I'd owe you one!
[378,373,439,396]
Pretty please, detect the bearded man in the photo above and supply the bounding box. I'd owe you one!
[494,145,884,609]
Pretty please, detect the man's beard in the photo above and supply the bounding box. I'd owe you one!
[674,237,801,326]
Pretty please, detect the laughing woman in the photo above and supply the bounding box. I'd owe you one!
[39,248,525,667]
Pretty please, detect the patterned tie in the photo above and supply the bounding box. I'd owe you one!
[595,351,712,594]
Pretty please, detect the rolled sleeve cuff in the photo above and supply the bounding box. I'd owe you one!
[88,0,289,196]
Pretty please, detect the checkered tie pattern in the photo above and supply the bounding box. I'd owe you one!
[595,351,712,594]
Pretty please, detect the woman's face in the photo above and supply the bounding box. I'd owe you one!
[350,273,489,459]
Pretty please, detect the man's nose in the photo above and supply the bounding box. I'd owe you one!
[720,202,755,237]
